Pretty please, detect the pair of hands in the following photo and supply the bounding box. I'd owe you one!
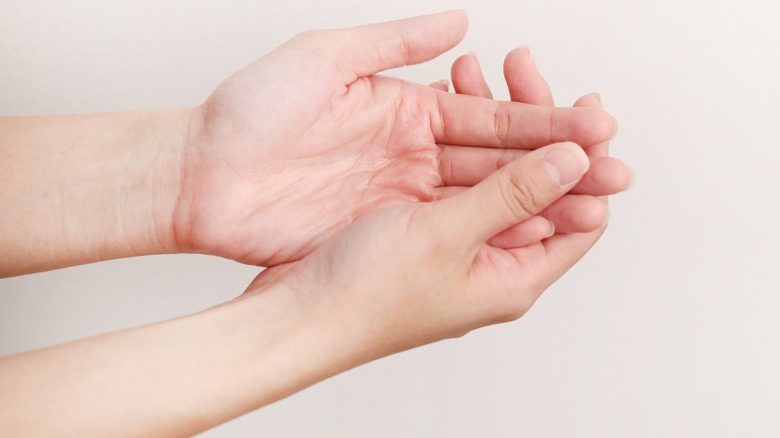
[0,11,633,436]
[174,11,630,358]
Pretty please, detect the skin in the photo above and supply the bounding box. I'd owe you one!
[435,49,633,240]
[0,11,625,276]
[173,11,622,267]
[0,110,187,276]
[0,142,595,438]
[0,11,632,437]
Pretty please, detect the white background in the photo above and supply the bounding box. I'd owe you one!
[1,0,779,436]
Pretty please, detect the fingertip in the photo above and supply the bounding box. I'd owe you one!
[601,204,611,229]
[486,215,554,248]
[607,160,634,193]
[572,157,633,196]
[504,45,535,71]
[574,91,604,108]
[448,9,469,25]
[574,92,602,108]
[573,197,609,232]
[453,52,479,70]
[589,109,619,144]
[573,95,616,142]
[429,79,450,92]
[591,200,609,230]
[451,51,493,98]
[423,9,470,46]
[542,142,590,188]
[624,166,636,191]
[610,116,619,140]
[436,9,469,37]
[545,219,556,238]
[503,48,554,106]
[337,11,471,78]
[503,46,535,80]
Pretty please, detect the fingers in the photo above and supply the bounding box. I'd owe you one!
[434,142,589,245]
[451,53,493,98]
[291,10,468,83]
[438,144,529,186]
[570,92,633,199]
[435,186,608,238]
[448,47,552,104]
[574,93,610,156]
[439,145,630,195]
[487,216,554,248]
[512,94,617,282]
[540,195,607,233]
[432,92,617,149]
[570,157,634,195]
[573,92,602,112]
[503,47,554,106]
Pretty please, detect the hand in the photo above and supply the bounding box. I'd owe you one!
[243,139,611,362]
[430,48,633,245]
[173,11,617,266]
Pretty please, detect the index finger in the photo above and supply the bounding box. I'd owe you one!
[431,91,617,149]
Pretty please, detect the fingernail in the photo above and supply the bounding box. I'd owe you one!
[624,167,636,191]
[526,46,537,69]
[590,92,602,106]
[516,44,536,69]
[438,79,450,87]
[543,143,589,187]
[466,51,478,59]
[545,220,556,238]
[610,116,619,140]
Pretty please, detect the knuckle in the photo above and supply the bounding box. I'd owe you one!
[492,102,511,146]
[396,28,413,65]
[497,170,544,222]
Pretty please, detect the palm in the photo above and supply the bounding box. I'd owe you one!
[179,48,444,266]
[171,13,616,267]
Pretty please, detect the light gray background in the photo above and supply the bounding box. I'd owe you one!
[1,0,778,436]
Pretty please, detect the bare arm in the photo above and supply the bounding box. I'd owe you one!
[0,109,189,276]
[0,282,348,437]
[0,11,630,436]
[0,11,626,278]
[0,139,606,437]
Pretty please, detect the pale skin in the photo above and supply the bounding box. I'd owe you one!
[0,11,623,276]
[0,11,632,437]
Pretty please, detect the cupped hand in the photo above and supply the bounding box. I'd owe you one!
[243,139,613,363]
[172,11,616,266]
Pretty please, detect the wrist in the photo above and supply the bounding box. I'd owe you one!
[226,276,382,409]
[136,107,193,256]
[89,107,193,259]
[169,103,209,255]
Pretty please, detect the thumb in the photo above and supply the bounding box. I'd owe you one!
[438,142,590,245]
[288,10,468,82]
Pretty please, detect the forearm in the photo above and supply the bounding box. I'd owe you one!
[0,110,190,276]
[0,282,358,437]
